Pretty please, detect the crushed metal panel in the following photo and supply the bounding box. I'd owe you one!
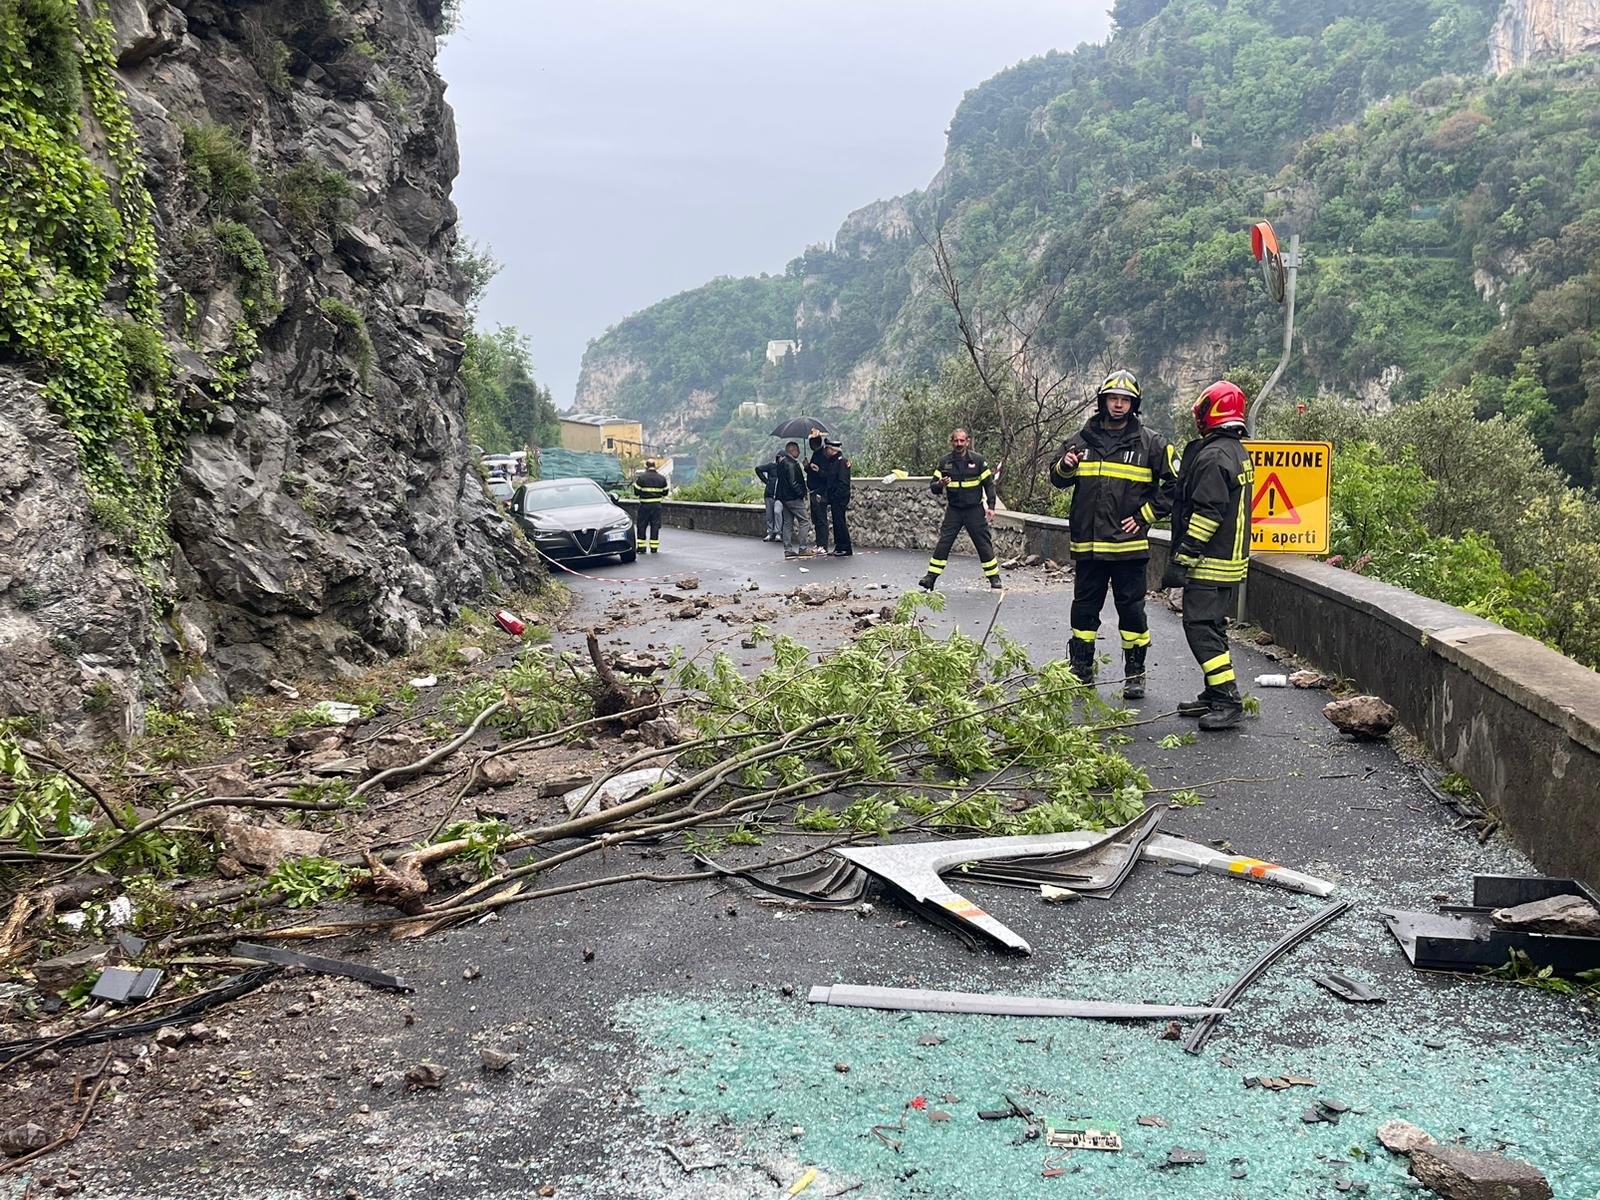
[959,804,1165,899]
[835,822,1336,953]
[1382,907,1600,975]
[808,983,1226,1022]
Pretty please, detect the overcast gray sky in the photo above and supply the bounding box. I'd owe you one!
[438,1,1113,407]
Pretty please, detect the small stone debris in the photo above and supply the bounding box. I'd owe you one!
[154,1025,187,1049]
[462,966,480,981]
[286,728,341,753]
[1137,1115,1169,1127]
[1253,630,1275,645]
[1,1122,51,1157]
[582,947,595,962]
[537,1186,556,1198]
[1289,669,1330,688]
[1490,893,1600,938]
[1023,554,1043,567]
[640,715,686,748]
[268,679,300,699]
[1166,1147,1207,1166]
[1323,695,1398,739]
[1408,1145,1553,1200]
[781,983,795,997]
[917,1035,944,1046]
[405,1061,448,1090]
[1377,1120,1438,1155]
[457,645,487,665]
[834,1062,850,1073]
[1157,1021,1183,1041]
[366,733,423,774]
[674,576,700,591]
[475,757,519,790]
[791,581,851,606]
[479,1046,517,1072]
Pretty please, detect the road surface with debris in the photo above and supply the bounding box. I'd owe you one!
[9,531,1597,1200]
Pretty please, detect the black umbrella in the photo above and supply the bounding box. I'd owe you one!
[770,416,830,438]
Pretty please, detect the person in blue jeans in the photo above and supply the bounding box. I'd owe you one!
[755,451,784,541]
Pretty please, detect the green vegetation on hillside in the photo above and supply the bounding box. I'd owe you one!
[1269,390,1600,668]
[462,325,559,454]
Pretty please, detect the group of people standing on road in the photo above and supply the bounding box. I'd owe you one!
[912,370,1255,732]
[756,431,853,559]
[633,370,1253,731]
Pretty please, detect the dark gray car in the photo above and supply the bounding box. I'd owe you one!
[511,478,637,564]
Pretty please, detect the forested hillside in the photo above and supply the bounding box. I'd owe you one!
[577,0,1600,492]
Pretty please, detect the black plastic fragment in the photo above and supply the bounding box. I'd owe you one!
[1165,865,1201,877]
[231,942,412,993]
[90,966,163,1005]
[1312,971,1385,1003]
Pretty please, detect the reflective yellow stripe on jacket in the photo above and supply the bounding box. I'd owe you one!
[1073,462,1153,482]
[946,468,993,488]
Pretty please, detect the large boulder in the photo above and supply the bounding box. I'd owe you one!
[1322,694,1398,739]
[1409,1145,1552,1200]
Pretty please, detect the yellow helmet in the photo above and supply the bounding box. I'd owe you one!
[1096,369,1142,415]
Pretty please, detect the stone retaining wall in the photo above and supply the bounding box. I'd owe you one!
[631,495,1600,885]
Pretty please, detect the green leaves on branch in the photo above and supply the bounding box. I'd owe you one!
[0,1,184,562]
[671,591,1150,838]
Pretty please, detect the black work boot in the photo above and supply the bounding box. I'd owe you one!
[1178,694,1210,718]
[1122,647,1147,701]
[918,573,937,591]
[1068,639,1096,685]
[1198,684,1244,732]
[989,575,1003,590]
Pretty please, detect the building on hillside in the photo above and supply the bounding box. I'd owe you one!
[734,400,770,421]
[765,339,800,364]
[558,414,645,457]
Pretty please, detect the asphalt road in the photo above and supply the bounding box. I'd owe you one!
[28,531,1599,1200]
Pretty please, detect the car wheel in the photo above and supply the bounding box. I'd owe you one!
[620,549,637,564]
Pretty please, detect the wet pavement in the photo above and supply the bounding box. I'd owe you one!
[19,531,1599,1200]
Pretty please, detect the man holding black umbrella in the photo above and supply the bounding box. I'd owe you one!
[806,429,832,555]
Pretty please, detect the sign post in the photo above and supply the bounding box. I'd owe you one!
[1244,440,1332,554]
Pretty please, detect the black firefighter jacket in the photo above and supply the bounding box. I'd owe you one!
[1171,427,1254,585]
[1049,415,1177,561]
[931,451,998,509]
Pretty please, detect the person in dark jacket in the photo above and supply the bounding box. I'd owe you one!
[774,441,811,558]
[806,430,832,554]
[1049,369,1178,698]
[631,459,669,553]
[1162,380,1255,731]
[755,452,783,541]
[919,429,1002,590]
[823,438,853,556]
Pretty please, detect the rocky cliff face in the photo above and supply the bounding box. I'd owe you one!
[0,0,538,746]
[1489,0,1600,72]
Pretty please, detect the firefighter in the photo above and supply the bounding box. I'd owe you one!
[919,428,1002,591]
[1049,369,1178,698]
[632,458,669,553]
[1162,380,1255,731]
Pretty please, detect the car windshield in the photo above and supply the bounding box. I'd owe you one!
[525,481,608,511]
[487,478,514,499]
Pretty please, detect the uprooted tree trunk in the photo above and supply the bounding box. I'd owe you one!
[586,630,659,727]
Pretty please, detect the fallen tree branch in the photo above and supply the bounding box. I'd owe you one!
[350,698,506,801]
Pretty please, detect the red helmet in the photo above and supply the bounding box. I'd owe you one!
[1193,380,1247,432]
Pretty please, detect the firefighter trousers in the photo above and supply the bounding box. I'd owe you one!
[1182,582,1240,702]
[635,504,661,551]
[1069,558,1150,654]
[926,505,998,580]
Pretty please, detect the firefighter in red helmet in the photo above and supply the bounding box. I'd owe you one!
[1162,380,1254,731]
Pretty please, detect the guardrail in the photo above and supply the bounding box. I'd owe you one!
[622,488,1599,885]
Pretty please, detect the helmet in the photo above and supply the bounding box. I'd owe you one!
[1193,380,1248,432]
[1096,369,1142,416]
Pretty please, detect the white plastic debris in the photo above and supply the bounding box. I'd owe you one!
[562,767,679,818]
[320,701,363,724]
[407,675,438,689]
[1255,673,1288,687]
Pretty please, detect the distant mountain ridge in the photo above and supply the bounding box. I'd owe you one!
[576,0,1600,487]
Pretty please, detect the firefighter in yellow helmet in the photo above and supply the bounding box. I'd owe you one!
[1049,370,1177,699]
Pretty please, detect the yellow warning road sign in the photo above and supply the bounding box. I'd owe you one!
[1243,440,1332,555]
